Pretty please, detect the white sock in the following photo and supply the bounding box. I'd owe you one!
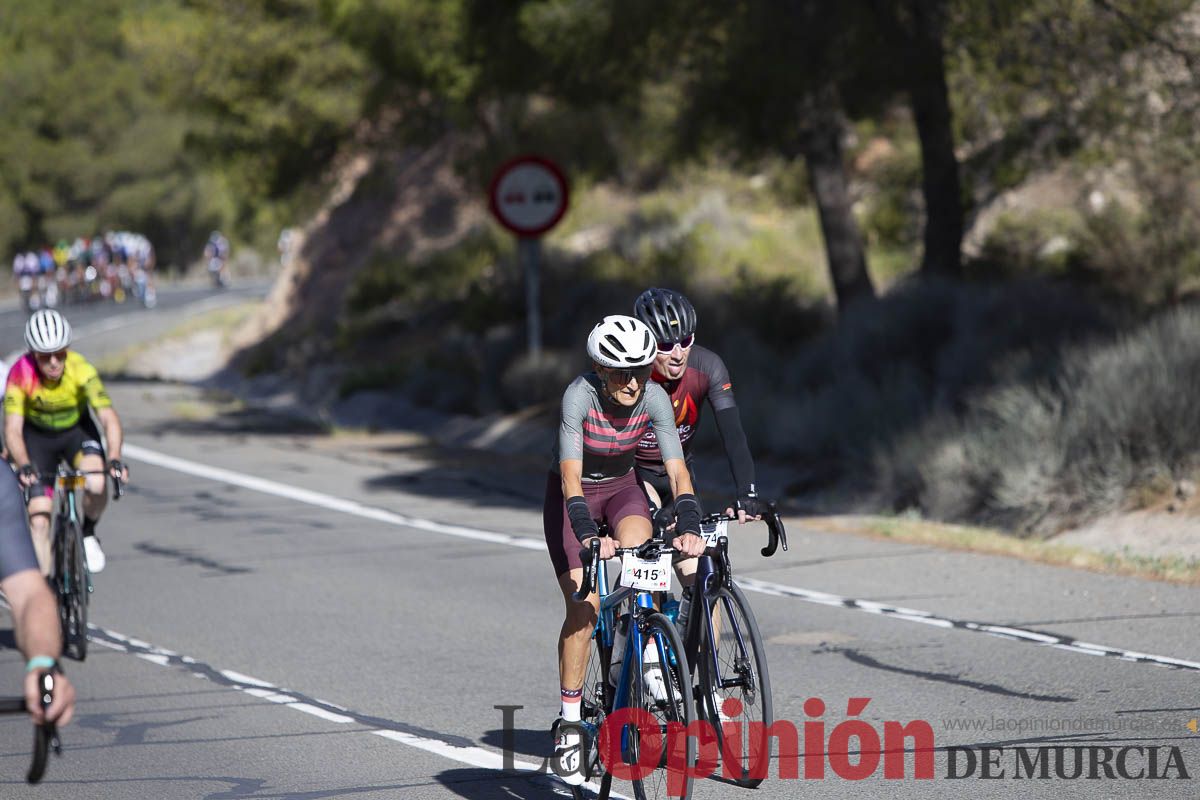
[561,693,582,723]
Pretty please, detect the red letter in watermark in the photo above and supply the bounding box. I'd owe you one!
[598,708,661,781]
[883,719,935,778]
[827,698,880,780]
[666,719,720,797]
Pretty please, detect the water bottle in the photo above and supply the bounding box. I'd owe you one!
[675,586,692,635]
[661,597,681,624]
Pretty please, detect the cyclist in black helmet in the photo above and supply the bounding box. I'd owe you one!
[632,287,773,524]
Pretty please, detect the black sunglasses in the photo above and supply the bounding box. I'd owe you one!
[656,334,694,353]
[602,364,654,385]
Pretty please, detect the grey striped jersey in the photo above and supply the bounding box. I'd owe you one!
[554,373,684,482]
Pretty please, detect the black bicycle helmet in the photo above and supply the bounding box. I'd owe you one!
[633,287,697,345]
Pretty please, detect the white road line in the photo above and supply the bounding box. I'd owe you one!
[736,576,1200,671]
[91,630,623,793]
[123,444,545,551]
[124,443,1200,675]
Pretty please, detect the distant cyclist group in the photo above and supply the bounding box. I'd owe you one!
[11,231,157,312]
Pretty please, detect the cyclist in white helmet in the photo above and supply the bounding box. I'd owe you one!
[5,309,129,575]
[544,314,705,786]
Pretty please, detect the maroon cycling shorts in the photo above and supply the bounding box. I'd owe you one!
[544,470,650,577]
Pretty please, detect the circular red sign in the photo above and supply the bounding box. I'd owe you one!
[488,155,569,237]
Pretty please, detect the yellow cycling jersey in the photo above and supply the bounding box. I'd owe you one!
[4,351,112,431]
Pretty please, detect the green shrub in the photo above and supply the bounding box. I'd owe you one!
[874,303,1200,535]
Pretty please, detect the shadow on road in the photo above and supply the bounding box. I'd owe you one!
[434,768,586,799]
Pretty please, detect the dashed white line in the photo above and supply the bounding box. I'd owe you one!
[123,443,1200,673]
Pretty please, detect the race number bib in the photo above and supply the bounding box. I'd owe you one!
[700,518,728,548]
[621,552,673,591]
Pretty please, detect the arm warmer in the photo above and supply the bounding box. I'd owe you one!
[713,405,756,495]
[673,493,701,538]
[566,496,599,544]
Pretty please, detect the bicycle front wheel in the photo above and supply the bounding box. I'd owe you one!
[697,581,771,787]
[57,517,88,662]
[577,620,613,788]
[630,612,695,800]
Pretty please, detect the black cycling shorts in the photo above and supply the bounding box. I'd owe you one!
[634,453,698,514]
[22,418,105,498]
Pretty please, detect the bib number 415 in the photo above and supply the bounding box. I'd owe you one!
[620,552,673,591]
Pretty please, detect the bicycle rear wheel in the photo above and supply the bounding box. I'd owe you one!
[630,612,695,800]
[697,581,771,787]
[57,516,88,662]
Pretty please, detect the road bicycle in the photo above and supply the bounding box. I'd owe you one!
[0,670,63,783]
[674,506,787,787]
[30,465,124,662]
[568,536,697,800]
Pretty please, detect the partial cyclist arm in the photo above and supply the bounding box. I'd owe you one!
[713,406,756,498]
[560,458,584,501]
[560,459,611,559]
[4,571,75,725]
[4,413,30,472]
[696,348,757,497]
[95,407,127,479]
[0,467,74,725]
[698,349,765,520]
[664,457,696,500]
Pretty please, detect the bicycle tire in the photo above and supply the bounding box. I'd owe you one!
[58,515,88,662]
[579,622,613,784]
[697,581,772,787]
[630,612,695,800]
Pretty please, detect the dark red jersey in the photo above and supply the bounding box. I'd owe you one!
[635,345,737,465]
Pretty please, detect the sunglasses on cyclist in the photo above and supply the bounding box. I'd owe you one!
[656,334,694,353]
[602,364,654,385]
[33,350,67,363]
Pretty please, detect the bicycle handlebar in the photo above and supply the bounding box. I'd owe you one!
[17,466,125,502]
[694,502,788,557]
[572,538,681,601]
[0,671,62,784]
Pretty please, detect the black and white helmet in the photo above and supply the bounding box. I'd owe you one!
[24,309,71,353]
[633,287,697,345]
[587,315,656,368]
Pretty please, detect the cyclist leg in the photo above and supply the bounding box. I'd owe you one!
[608,471,653,550]
[25,495,52,576]
[545,472,600,786]
[20,427,65,575]
[67,421,107,572]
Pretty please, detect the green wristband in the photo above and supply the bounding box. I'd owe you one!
[25,656,57,673]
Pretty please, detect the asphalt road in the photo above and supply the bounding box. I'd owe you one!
[0,290,1197,798]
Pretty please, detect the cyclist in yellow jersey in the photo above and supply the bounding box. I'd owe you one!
[4,310,129,575]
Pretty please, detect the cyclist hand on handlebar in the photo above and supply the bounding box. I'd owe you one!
[673,531,706,558]
[16,464,38,489]
[25,666,74,727]
[108,458,128,484]
[726,488,771,524]
[581,535,619,561]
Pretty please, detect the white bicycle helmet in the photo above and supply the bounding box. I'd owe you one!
[25,309,72,353]
[587,315,656,368]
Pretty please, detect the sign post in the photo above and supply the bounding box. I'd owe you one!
[488,155,569,360]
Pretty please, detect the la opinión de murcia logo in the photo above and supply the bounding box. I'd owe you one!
[496,701,1194,794]
[946,745,1190,780]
